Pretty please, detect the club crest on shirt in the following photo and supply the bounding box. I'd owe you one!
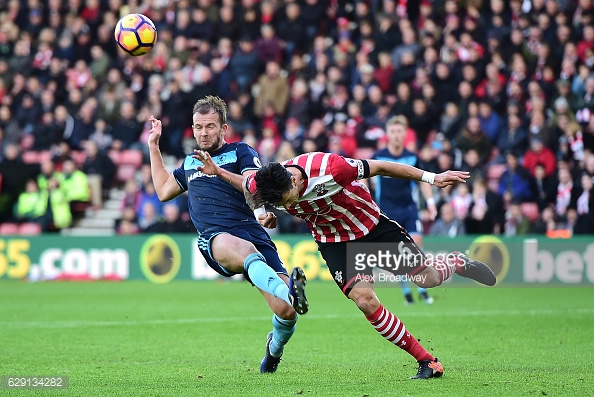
[313,183,328,196]
[334,271,343,285]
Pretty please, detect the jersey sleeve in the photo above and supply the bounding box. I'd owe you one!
[172,165,188,192]
[236,142,262,174]
[328,154,369,187]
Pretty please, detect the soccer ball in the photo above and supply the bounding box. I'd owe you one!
[114,13,157,56]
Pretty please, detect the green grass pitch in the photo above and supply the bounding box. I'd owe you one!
[1,280,593,396]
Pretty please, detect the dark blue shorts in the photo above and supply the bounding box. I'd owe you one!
[196,227,287,278]
[386,205,422,235]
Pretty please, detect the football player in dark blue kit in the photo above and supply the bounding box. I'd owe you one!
[372,116,436,305]
[147,96,308,373]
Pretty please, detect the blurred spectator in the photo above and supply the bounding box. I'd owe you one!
[81,141,116,207]
[111,101,142,151]
[138,201,161,232]
[286,78,312,127]
[557,115,585,163]
[527,111,554,148]
[465,178,505,235]
[145,202,191,233]
[59,158,89,202]
[531,206,556,234]
[504,201,532,236]
[37,159,60,190]
[460,149,486,188]
[88,119,114,152]
[450,184,472,221]
[499,151,535,205]
[41,177,72,231]
[97,89,121,126]
[554,167,574,219]
[227,100,255,138]
[555,78,580,112]
[430,202,466,237]
[523,138,557,178]
[117,219,140,235]
[121,179,141,213]
[254,61,289,117]
[282,118,305,154]
[14,179,45,224]
[217,5,240,42]
[0,105,23,144]
[478,100,503,142]
[440,102,464,142]
[229,36,260,93]
[255,24,282,65]
[160,81,189,157]
[569,173,594,234]
[534,163,557,210]
[66,100,95,150]
[137,182,162,221]
[0,143,39,221]
[495,113,528,162]
[455,117,492,164]
[60,157,90,219]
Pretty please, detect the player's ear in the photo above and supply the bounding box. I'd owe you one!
[220,123,228,135]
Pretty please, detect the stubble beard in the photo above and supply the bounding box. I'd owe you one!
[197,132,224,153]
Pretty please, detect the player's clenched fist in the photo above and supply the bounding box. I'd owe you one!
[148,116,162,145]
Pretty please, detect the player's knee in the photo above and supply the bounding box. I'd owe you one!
[275,303,297,321]
[350,289,380,316]
[236,242,259,259]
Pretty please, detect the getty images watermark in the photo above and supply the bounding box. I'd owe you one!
[345,242,463,288]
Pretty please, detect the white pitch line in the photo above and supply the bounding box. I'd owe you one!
[0,308,592,329]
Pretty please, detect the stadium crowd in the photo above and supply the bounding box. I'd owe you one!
[0,0,593,236]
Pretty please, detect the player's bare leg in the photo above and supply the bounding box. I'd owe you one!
[210,233,308,372]
[211,233,294,305]
[347,283,444,379]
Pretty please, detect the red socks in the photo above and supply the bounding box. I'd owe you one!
[425,254,458,285]
[366,304,433,362]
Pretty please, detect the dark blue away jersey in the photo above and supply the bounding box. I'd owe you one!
[372,148,418,211]
[172,142,263,233]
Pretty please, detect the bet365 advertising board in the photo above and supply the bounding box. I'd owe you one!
[0,235,592,285]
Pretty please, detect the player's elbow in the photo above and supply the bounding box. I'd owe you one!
[156,188,176,202]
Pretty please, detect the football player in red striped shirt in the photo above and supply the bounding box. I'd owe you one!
[241,152,497,379]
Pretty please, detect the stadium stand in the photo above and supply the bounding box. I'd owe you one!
[0,0,593,237]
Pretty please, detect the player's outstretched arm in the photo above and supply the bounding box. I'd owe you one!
[367,159,469,188]
[148,116,183,201]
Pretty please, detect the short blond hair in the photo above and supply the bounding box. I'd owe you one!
[385,115,408,129]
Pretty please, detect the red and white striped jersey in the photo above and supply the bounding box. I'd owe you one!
[250,152,380,243]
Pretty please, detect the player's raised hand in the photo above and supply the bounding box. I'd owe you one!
[257,212,277,229]
[433,170,470,188]
[193,150,221,176]
[148,116,162,145]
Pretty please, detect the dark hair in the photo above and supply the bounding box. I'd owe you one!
[254,162,293,207]
[192,95,227,125]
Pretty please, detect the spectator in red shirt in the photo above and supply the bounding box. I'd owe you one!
[577,25,594,63]
[523,138,557,177]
